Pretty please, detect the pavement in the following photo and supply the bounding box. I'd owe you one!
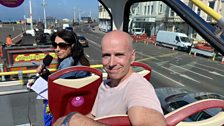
[0,79,29,95]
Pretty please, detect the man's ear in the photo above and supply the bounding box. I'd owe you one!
[131,49,136,62]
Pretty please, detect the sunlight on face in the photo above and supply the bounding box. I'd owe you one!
[102,37,135,81]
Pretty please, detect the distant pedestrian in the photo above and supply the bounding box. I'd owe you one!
[5,35,12,46]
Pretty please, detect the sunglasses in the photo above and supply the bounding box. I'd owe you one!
[52,42,71,49]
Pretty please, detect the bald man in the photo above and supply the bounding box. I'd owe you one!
[53,30,166,126]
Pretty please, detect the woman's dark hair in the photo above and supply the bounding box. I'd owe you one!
[50,29,90,66]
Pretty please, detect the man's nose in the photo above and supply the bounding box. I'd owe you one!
[109,56,116,67]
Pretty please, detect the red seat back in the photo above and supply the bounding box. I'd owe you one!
[131,61,152,81]
[96,115,131,126]
[48,66,102,122]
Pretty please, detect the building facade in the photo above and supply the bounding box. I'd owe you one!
[98,3,111,32]
[98,0,223,38]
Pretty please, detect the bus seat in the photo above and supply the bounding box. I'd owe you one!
[48,66,102,122]
[131,61,152,81]
[165,99,224,126]
[96,99,224,126]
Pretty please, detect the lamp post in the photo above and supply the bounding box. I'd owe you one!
[29,0,33,30]
[74,7,76,22]
[42,0,47,29]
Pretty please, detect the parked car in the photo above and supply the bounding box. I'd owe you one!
[156,87,224,122]
[78,36,88,47]
[65,26,73,31]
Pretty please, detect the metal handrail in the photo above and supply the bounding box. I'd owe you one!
[0,64,103,76]
[0,64,103,84]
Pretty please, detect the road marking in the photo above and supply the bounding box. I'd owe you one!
[86,54,90,58]
[187,64,224,77]
[0,89,28,95]
[161,66,200,83]
[136,52,178,61]
[209,71,224,77]
[179,74,200,83]
[157,52,179,58]
[16,123,31,126]
[170,63,213,80]
[156,61,169,66]
[136,52,158,60]
[153,70,185,87]
[137,57,157,62]
[196,63,224,73]
[0,81,20,87]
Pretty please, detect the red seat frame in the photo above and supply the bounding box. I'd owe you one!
[131,61,152,81]
[165,99,224,126]
[96,99,224,126]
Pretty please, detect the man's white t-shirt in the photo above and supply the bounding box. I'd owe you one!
[91,72,163,118]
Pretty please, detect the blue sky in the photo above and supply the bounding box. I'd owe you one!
[0,0,99,21]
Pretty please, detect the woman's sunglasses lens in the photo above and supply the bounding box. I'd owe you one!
[52,42,57,48]
[52,42,70,48]
[58,43,69,48]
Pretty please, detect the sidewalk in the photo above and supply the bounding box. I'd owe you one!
[0,80,28,95]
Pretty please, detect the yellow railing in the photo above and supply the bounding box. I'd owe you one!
[0,64,103,84]
[0,64,103,76]
[191,0,224,28]
[191,0,222,21]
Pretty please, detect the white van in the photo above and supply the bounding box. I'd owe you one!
[156,30,192,51]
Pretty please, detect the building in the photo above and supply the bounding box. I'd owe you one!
[98,0,223,36]
[98,3,111,32]
[81,17,92,23]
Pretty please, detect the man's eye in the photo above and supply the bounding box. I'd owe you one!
[102,54,110,57]
[115,53,124,57]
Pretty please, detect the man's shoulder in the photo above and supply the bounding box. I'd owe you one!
[127,72,153,88]
[129,72,148,82]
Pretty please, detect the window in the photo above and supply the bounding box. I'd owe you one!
[189,111,212,121]
[176,36,180,42]
[159,3,163,13]
[169,101,189,109]
[151,5,154,14]
[170,9,175,16]
[207,1,215,21]
[144,6,147,15]
[208,1,215,9]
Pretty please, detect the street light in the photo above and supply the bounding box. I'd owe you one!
[42,0,47,29]
[29,0,33,30]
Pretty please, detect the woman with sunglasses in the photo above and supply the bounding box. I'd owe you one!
[37,29,91,126]
[50,29,90,78]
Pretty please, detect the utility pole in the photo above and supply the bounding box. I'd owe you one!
[79,9,81,23]
[89,10,92,18]
[29,0,33,30]
[42,0,47,29]
[74,7,76,22]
